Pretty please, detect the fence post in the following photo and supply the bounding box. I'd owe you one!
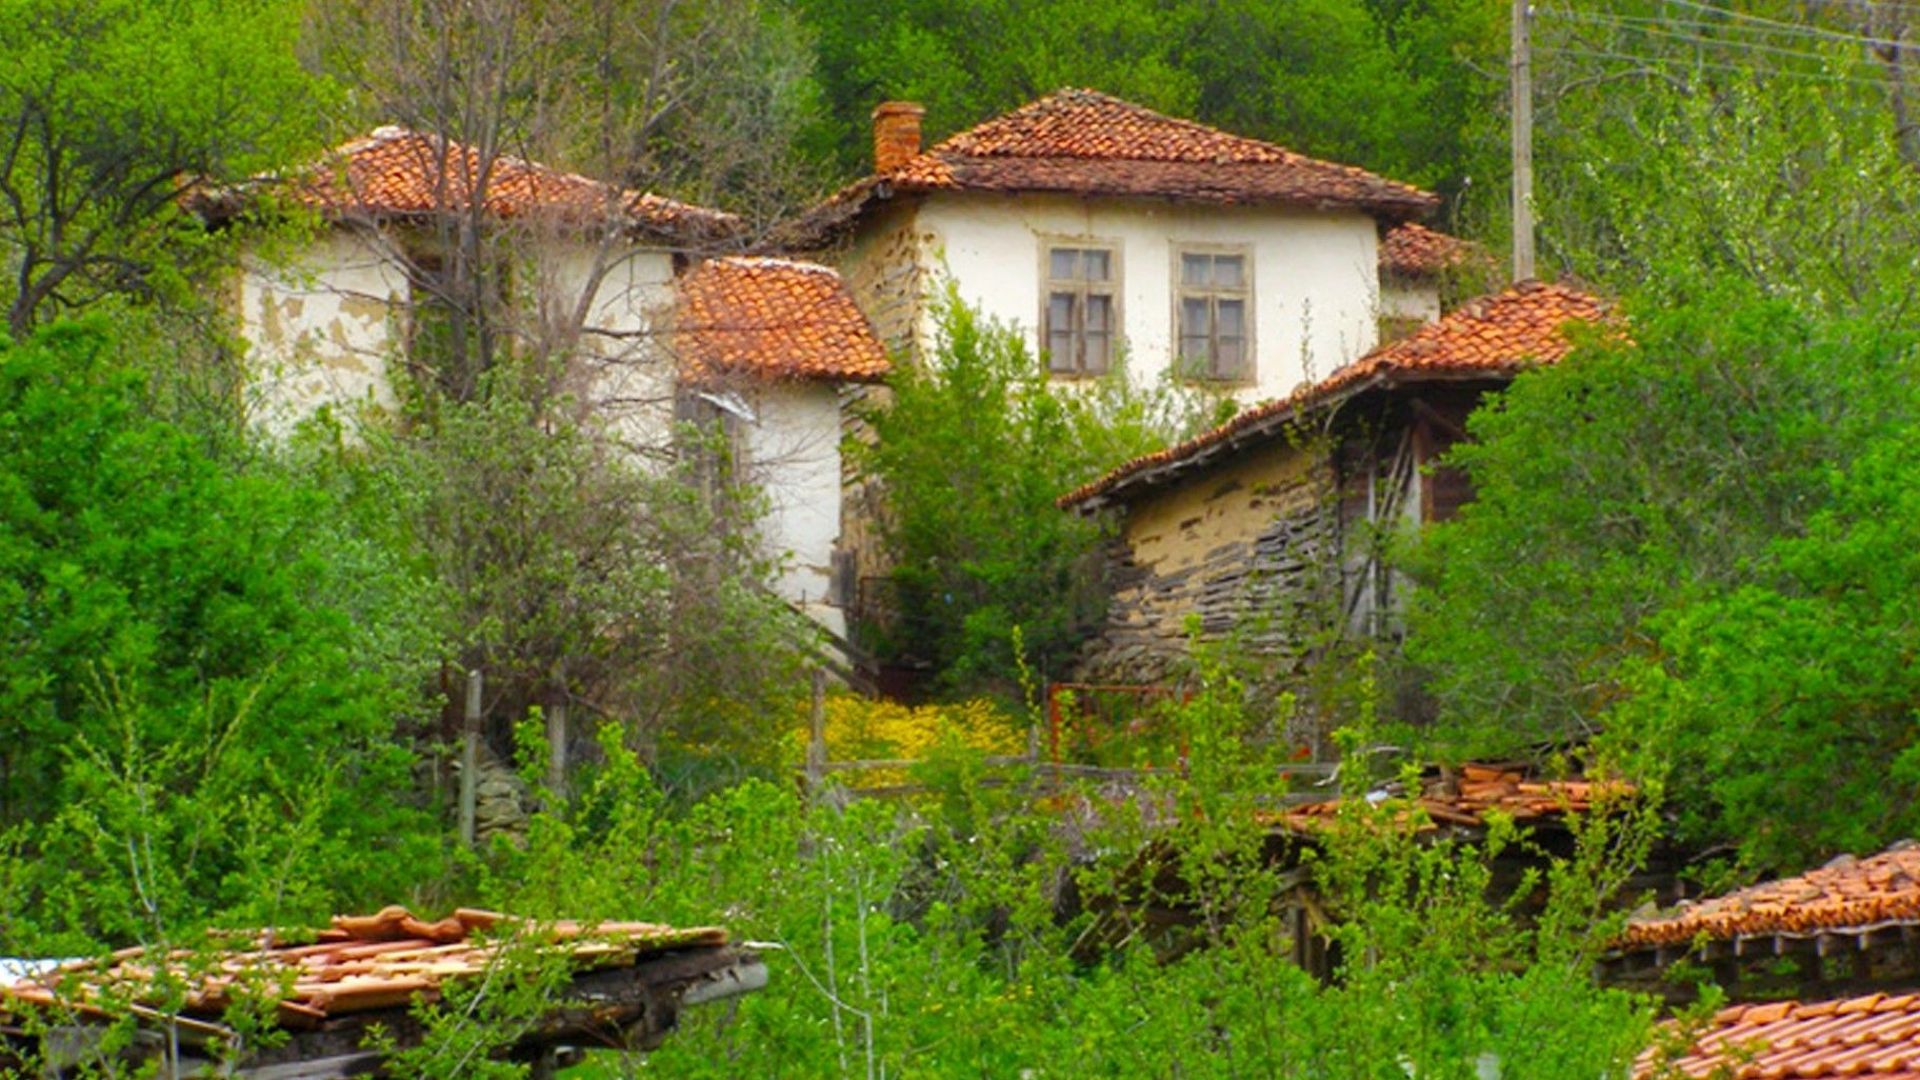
[547,697,568,803]
[805,667,827,796]
[460,669,481,848]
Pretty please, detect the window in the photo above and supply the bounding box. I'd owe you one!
[1176,248,1251,381]
[1042,243,1118,375]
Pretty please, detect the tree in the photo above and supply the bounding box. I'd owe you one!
[855,294,1221,693]
[796,0,1502,200]
[0,320,442,945]
[1403,286,1920,865]
[0,0,325,337]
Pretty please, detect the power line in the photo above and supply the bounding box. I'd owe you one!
[1551,9,1881,68]
[1538,42,1897,89]
[1648,0,1905,51]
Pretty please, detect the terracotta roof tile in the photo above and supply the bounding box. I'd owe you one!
[1059,280,1607,510]
[259,126,739,243]
[1380,223,1481,278]
[1,905,731,1027]
[676,256,890,384]
[1271,763,1627,835]
[784,89,1437,247]
[1618,842,1920,951]
[1639,992,1920,1079]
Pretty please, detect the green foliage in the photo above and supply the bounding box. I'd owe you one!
[0,322,442,949]
[855,292,1221,692]
[1406,283,1920,866]
[0,0,329,335]
[796,0,1501,198]
[1536,1,1920,312]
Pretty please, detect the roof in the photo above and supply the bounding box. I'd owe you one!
[1380,222,1479,279]
[784,89,1437,247]
[1639,993,1920,1079]
[676,256,891,384]
[1618,842,1920,953]
[1059,280,1607,510]
[208,126,740,245]
[1,904,733,1027]
[1274,762,1625,834]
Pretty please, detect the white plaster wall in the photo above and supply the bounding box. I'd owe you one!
[913,193,1382,402]
[239,230,408,437]
[545,244,679,455]
[1380,278,1442,324]
[740,380,847,637]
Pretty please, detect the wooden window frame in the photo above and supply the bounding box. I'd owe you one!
[1039,237,1122,377]
[1172,243,1255,384]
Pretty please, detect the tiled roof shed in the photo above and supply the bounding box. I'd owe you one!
[1639,993,1920,1079]
[1,905,764,1072]
[198,126,742,246]
[1618,843,1920,954]
[783,89,1438,248]
[1058,280,1608,512]
[676,256,891,384]
[1272,763,1627,834]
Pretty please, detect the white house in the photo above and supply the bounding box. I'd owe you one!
[785,89,1442,403]
[209,127,885,634]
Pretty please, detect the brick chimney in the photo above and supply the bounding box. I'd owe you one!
[871,101,925,173]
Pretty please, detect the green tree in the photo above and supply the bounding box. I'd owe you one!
[1405,286,1920,865]
[0,0,326,337]
[0,321,441,947]
[796,0,1501,200]
[855,294,1219,693]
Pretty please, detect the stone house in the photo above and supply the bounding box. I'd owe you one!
[206,126,886,634]
[1056,280,1606,690]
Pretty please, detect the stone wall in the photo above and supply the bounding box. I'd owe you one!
[1072,436,1337,684]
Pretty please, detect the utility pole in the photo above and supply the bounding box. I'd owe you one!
[1511,0,1536,282]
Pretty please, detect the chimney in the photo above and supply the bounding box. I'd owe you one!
[871,101,925,174]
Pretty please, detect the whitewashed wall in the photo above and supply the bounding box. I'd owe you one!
[237,229,849,629]
[913,193,1382,402]
[238,230,409,437]
[1380,278,1442,325]
[740,380,847,638]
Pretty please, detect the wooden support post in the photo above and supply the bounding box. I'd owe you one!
[547,698,568,804]
[806,667,827,796]
[460,669,481,849]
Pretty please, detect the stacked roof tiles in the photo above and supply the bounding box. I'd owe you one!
[1640,994,1920,1079]
[1620,843,1920,952]
[788,89,1437,247]
[2,905,732,1027]
[1059,279,1607,509]
[1276,763,1624,834]
[676,256,891,384]
[234,126,740,243]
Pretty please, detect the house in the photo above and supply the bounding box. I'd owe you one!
[1378,221,1480,339]
[785,89,1440,402]
[674,256,890,637]
[204,127,886,634]
[1056,281,1606,695]
[1,905,764,1074]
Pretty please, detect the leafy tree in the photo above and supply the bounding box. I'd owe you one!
[796,0,1501,199]
[1404,285,1920,865]
[855,293,1221,693]
[0,321,442,946]
[0,0,327,336]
